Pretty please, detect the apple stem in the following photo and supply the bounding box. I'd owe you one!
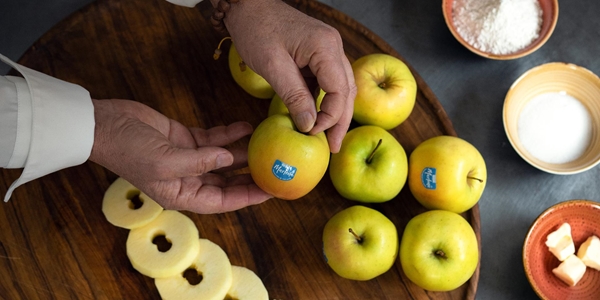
[434,249,447,260]
[348,228,363,244]
[378,82,387,89]
[366,139,383,164]
[467,176,484,183]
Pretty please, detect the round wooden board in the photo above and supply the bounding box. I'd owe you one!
[0,0,480,299]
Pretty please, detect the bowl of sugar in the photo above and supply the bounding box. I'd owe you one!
[442,0,559,60]
[503,62,600,174]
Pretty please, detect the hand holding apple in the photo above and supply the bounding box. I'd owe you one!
[229,43,275,99]
[408,135,486,213]
[329,125,408,203]
[248,114,330,200]
[399,210,479,291]
[352,53,417,130]
[322,205,399,281]
[268,89,325,117]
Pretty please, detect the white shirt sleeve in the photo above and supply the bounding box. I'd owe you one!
[165,0,204,8]
[0,54,95,202]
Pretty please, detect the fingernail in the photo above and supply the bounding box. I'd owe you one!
[216,153,232,169]
[295,112,314,132]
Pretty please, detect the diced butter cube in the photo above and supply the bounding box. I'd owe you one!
[577,235,600,271]
[552,255,587,286]
[545,223,575,261]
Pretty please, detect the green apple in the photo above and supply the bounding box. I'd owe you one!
[322,205,398,281]
[408,135,486,213]
[352,53,417,130]
[399,210,479,291]
[229,43,275,99]
[248,114,330,200]
[329,125,407,203]
[267,89,325,116]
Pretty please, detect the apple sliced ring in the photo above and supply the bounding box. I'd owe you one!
[225,266,269,300]
[155,238,233,300]
[102,177,163,229]
[126,210,200,279]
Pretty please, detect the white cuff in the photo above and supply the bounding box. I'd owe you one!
[0,54,95,202]
[166,0,204,8]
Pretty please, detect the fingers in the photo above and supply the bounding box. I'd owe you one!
[312,52,356,153]
[185,183,272,214]
[189,121,253,147]
[158,146,235,178]
[259,52,318,133]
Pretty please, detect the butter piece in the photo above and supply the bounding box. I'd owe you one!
[552,254,587,286]
[545,223,575,261]
[577,235,600,271]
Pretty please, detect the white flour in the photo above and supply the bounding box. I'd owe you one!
[453,0,543,55]
[517,92,592,164]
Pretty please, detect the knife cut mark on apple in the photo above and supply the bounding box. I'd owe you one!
[366,139,383,164]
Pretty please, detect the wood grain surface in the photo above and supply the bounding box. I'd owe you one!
[0,0,480,299]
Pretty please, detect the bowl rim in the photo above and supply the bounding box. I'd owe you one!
[442,0,560,60]
[502,62,600,175]
[522,199,600,300]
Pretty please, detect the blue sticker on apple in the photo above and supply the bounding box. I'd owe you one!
[272,159,297,181]
[421,167,437,190]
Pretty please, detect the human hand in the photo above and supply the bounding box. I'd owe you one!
[219,0,357,153]
[89,99,271,214]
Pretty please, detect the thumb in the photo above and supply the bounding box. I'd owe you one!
[160,146,234,178]
[261,54,317,133]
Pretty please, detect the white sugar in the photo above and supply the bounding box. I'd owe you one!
[453,0,543,55]
[518,92,592,164]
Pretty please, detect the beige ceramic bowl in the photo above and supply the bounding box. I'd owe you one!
[442,0,559,60]
[523,200,600,300]
[503,62,600,175]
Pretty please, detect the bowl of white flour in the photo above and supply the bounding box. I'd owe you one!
[443,0,559,60]
[503,63,600,175]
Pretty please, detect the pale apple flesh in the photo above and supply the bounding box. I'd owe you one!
[322,205,399,281]
[248,114,330,200]
[102,177,164,229]
[399,210,479,292]
[408,135,487,213]
[155,238,233,300]
[352,53,417,130]
[126,210,201,279]
[329,125,408,203]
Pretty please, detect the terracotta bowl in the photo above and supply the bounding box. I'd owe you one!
[503,62,600,175]
[523,200,600,299]
[442,0,559,60]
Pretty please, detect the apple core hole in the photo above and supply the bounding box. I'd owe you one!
[224,295,239,300]
[126,190,143,210]
[182,267,203,286]
[152,234,172,252]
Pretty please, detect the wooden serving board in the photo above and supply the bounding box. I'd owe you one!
[0,0,481,299]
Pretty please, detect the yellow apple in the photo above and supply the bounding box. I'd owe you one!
[229,43,275,99]
[352,53,417,130]
[399,210,479,291]
[322,205,399,281]
[248,114,330,200]
[267,89,325,117]
[408,135,487,213]
[329,125,407,203]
